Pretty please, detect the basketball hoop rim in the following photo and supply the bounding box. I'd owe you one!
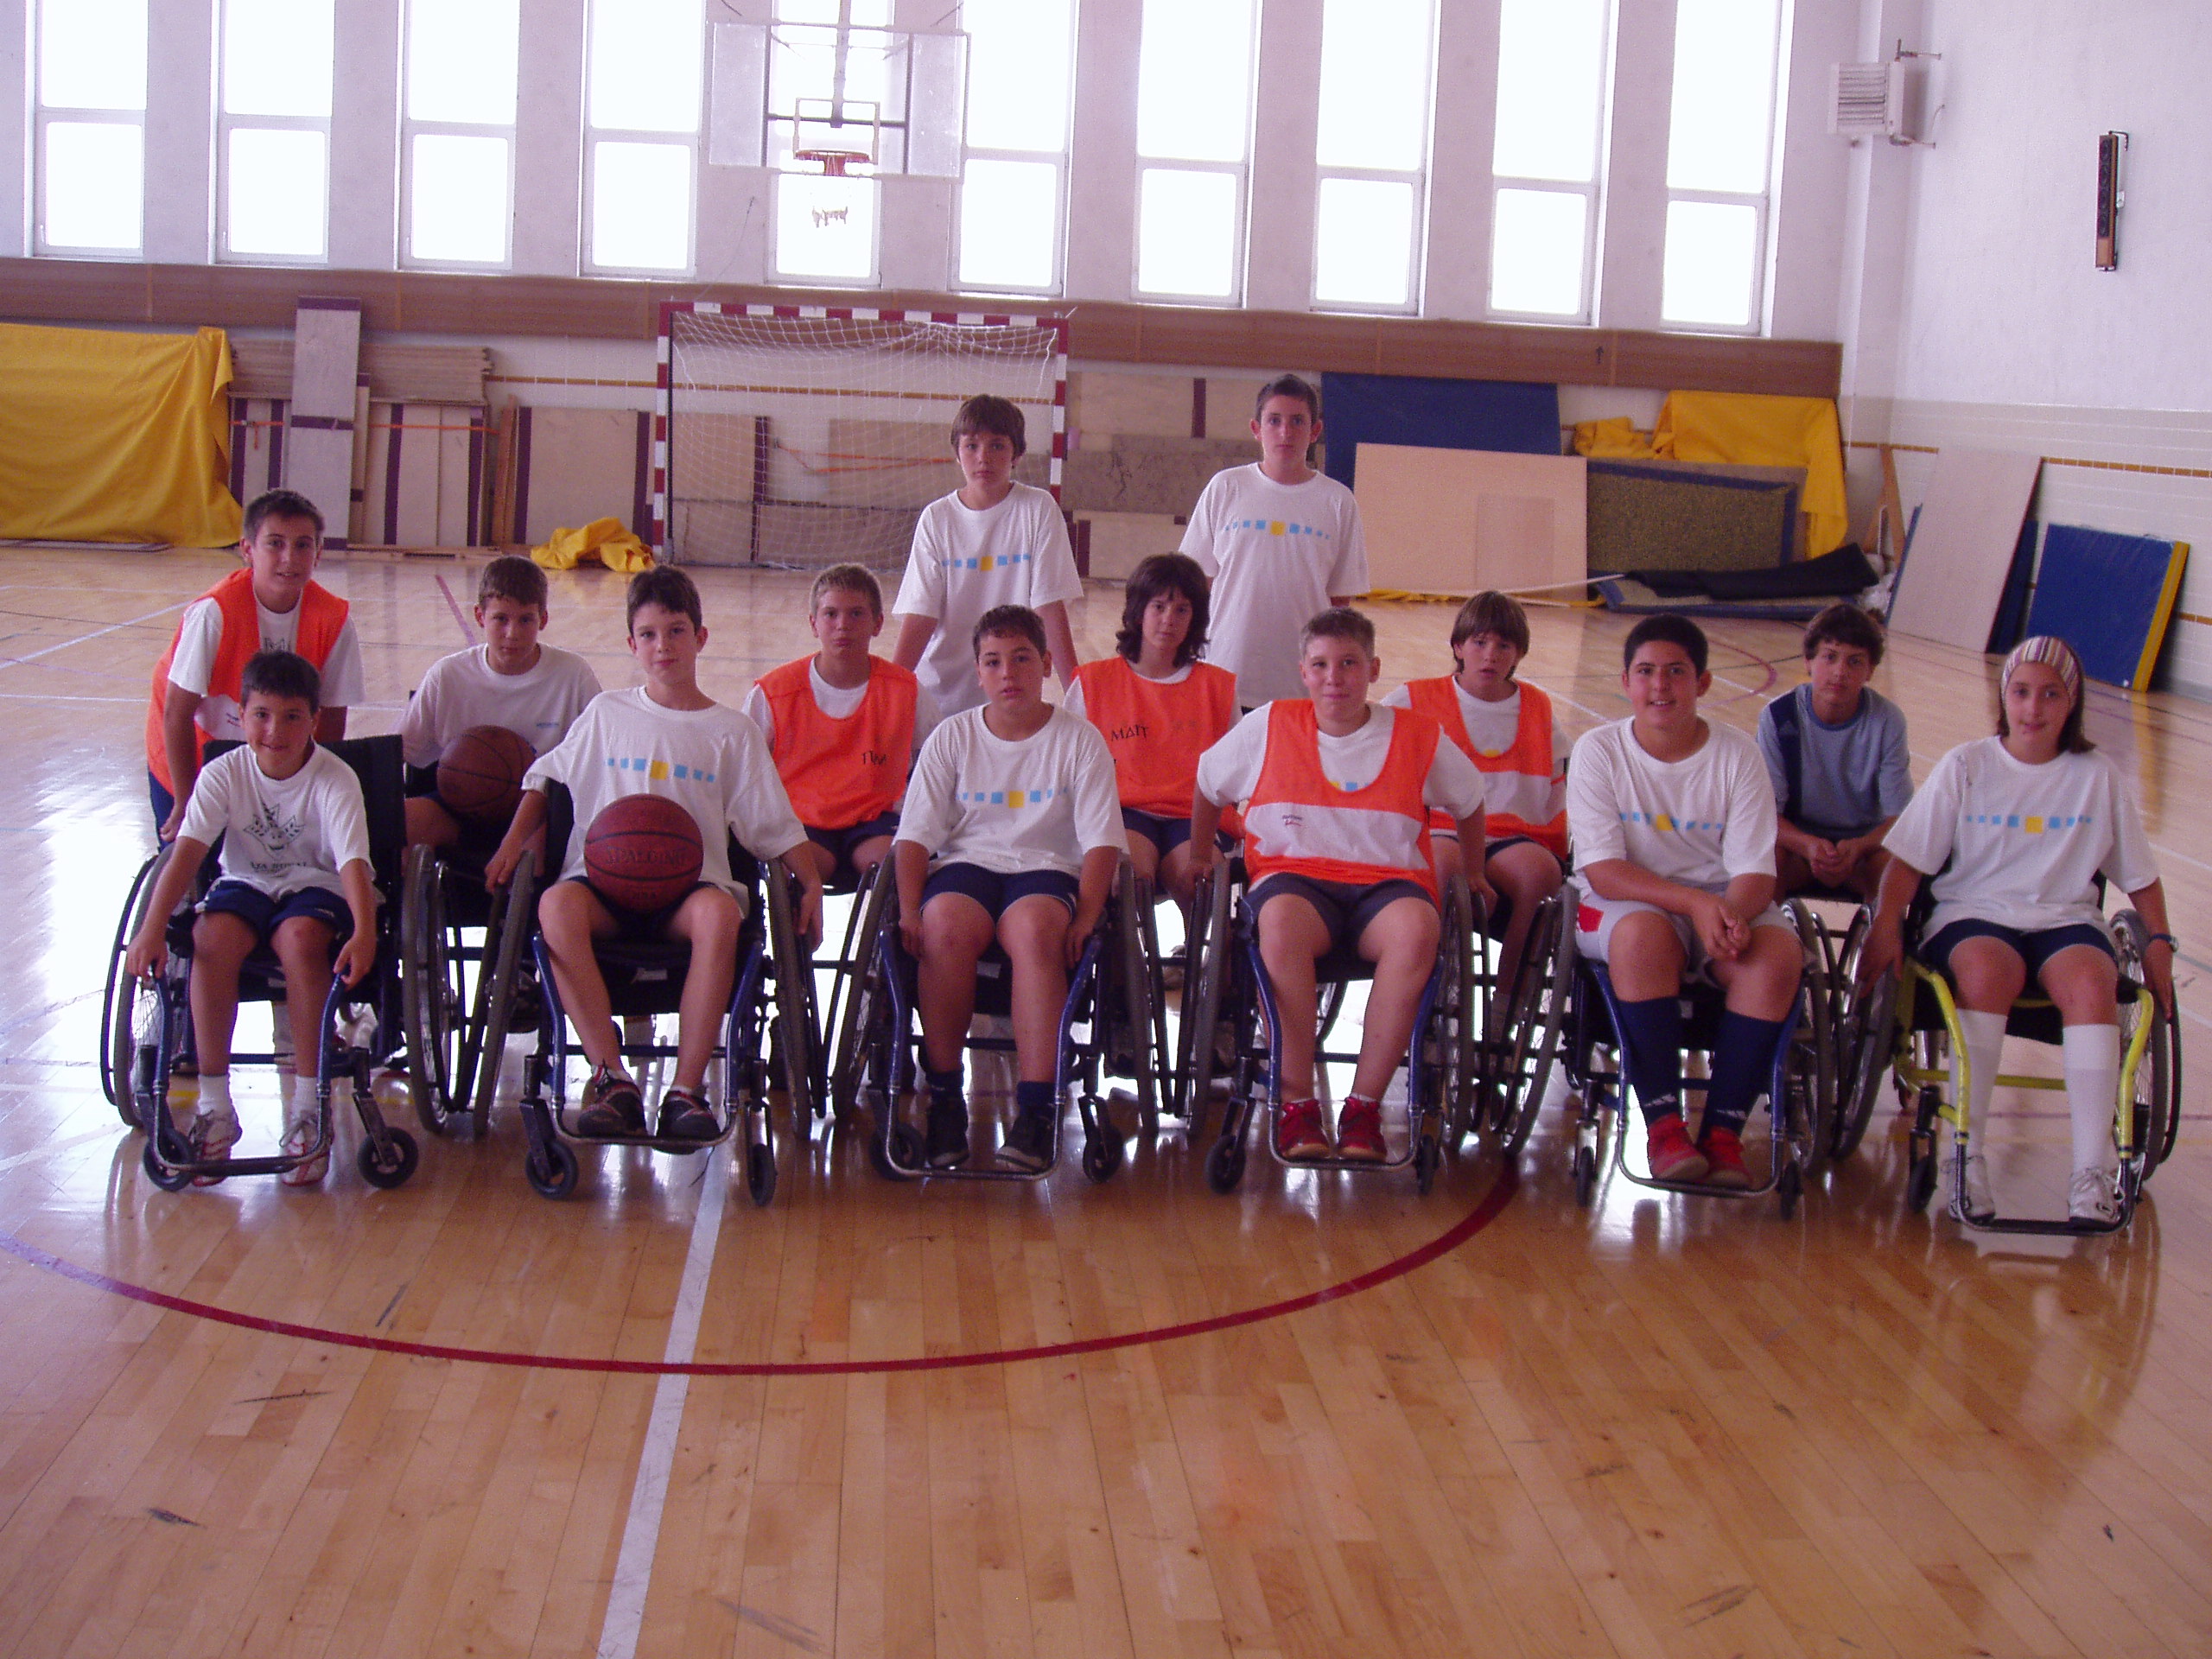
[794,148,870,177]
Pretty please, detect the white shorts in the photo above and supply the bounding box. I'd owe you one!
[1572,889,1793,976]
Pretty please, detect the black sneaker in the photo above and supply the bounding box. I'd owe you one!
[657,1085,718,1141]
[576,1065,647,1137]
[999,1103,1055,1172]
[925,1094,969,1168]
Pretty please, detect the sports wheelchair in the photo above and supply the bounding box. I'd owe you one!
[843,856,1164,1183]
[1176,864,1483,1195]
[1883,907,2177,1234]
[1559,895,1833,1218]
[101,735,422,1191]
[505,785,815,1205]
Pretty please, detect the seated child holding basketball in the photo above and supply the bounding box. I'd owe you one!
[1383,589,1567,1001]
[1857,635,2173,1224]
[892,605,1126,1171]
[742,563,936,890]
[1565,614,1802,1187]
[486,567,823,1141]
[1065,552,1238,908]
[399,553,602,851]
[1190,607,1489,1163]
[124,651,378,1186]
[1757,601,1912,899]
[146,488,365,839]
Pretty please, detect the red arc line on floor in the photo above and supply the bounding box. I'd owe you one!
[0,1165,1517,1376]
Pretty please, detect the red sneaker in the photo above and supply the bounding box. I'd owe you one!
[1699,1126,1751,1189]
[1274,1097,1330,1160]
[1334,1096,1386,1162]
[1645,1114,1710,1184]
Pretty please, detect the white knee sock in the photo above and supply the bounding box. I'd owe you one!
[1954,1010,2006,1141]
[195,1072,233,1120]
[289,1073,321,1127]
[2063,1024,2120,1174]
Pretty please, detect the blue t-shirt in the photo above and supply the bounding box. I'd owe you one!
[1756,683,1913,839]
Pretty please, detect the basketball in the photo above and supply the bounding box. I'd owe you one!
[583,795,703,913]
[436,725,534,822]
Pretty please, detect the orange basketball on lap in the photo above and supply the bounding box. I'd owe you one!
[583,796,704,913]
[436,725,534,823]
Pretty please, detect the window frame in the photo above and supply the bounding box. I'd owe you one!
[1657,0,1786,335]
[214,0,334,267]
[582,0,705,278]
[1484,0,1616,327]
[1131,0,1258,307]
[1309,0,1436,316]
[32,0,149,258]
[397,0,519,271]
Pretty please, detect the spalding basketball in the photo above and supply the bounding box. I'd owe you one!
[584,795,703,913]
[437,725,534,823]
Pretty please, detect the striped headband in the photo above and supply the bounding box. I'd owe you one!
[2002,635,2082,702]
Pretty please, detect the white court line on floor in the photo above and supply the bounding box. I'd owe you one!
[0,601,187,669]
[595,1142,731,1659]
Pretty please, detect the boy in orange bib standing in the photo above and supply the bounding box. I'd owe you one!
[744,563,936,890]
[1191,608,1489,1162]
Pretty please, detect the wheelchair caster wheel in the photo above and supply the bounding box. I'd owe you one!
[746,1141,777,1206]
[526,1136,579,1199]
[358,1128,419,1190]
[870,1120,925,1179]
[1205,1135,1244,1194]
[1082,1130,1123,1185]
[1777,1160,1801,1221]
[142,1141,193,1193]
[1414,1137,1440,1196]
[1904,1143,1937,1214]
[1572,1142,1597,1208]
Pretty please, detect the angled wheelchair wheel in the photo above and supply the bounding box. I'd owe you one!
[525,1135,580,1199]
[358,1127,420,1190]
[1830,968,1896,1162]
[1433,877,1479,1157]
[1112,864,1160,1127]
[464,848,535,1135]
[1491,895,1569,1160]
[766,864,818,1131]
[400,847,467,1137]
[1176,868,1234,1129]
[831,871,896,1119]
[2113,910,2181,1177]
[102,846,178,1128]
[1783,904,1834,1181]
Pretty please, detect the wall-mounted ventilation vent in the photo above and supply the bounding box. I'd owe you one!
[1830,61,1905,139]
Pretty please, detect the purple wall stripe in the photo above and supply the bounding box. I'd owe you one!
[467,414,485,546]
[632,410,652,541]
[383,401,404,545]
[512,406,534,545]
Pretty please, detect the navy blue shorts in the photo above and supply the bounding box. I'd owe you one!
[149,768,175,831]
[923,861,1078,919]
[1249,873,1433,954]
[199,880,353,944]
[1923,918,2115,979]
[805,810,899,880]
[563,874,719,939]
[1122,807,1194,860]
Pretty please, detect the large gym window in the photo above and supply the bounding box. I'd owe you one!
[1135,0,1257,302]
[957,0,1073,295]
[769,0,893,284]
[1311,0,1433,311]
[1661,0,1784,331]
[219,0,334,264]
[586,0,703,274]
[402,0,518,268]
[35,0,149,255]
[1487,0,1611,321]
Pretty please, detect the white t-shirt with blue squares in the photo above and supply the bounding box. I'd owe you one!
[522,688,806,904]
[894,705,1127,878]
[1882,736,2158,938]
[1566,717,1777,895]
[1179,464,1369,706]
[893,482,1084,719]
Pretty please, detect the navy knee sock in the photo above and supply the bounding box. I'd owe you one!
[925,1065,963,1103]
[1704,1010,1787,1137]
[1014,1079,1054,1117]
[1611,995,1685,1125]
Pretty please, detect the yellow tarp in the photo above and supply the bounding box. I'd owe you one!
[1653,391,1849,556]
[0,322,241,547]
[1571,416,1657,459]
[531,517,655,574]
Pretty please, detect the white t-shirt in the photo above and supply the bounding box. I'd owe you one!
[892,482,1084,717]
[1382,679,1569,830]
[1058,660,1192,720]
[1882,736,2158,938]
[522,689,806,901]
[1194,704,1487,823]
[894,706,1127,878]
[168,594,367,743]
[739,659,940,760]
[1566,718,1777,893]
[179,743,371,899]
[398,645,603,769]
[1178,465,1369,706]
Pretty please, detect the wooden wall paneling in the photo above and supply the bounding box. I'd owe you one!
[359,399,395,544]
[1076,512,1185,581]
[230,396,285,507]
[1069,372,1200,442]
[1607,332,1844,398]
[1060,436,1253,517]
[284,299,363,548]
[1202,375,1274,440]
[1354,443,1588,596]
[348,380,371,543]
[518,408,650,545]
[435,404,481,548]
[1887,448,2046,652]
[822,420,960,508]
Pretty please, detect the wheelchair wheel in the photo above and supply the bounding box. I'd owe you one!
[1111,865,1160,1127]
[1490,894,1568,1160]
[1082,1126,1124,1185]
[747,1139,778,1206]
[1572,1141,1597,1208]
[464,848,535,1135]
[358,1127,420,1190]
[1432,878,1479,1157]
[400,847,467,1137]
[869,1116,925,1180]
[141,1138,193,1193]
[830,870,896,1118]
[1783,905,1834,1180]
[525,1135,580,1199]
[1204,1134,1244,1194]
[1831,968,1897,1162]
[1777,1160,1801,1221]
[1904,1137,1938,1213]
[766,865,817,1128]
[2113,910,2181,1176]
[101,847,177,1128]
[1176,868,1233,1128]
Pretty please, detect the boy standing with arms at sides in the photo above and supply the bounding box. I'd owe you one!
[399,553,602,849]
[1384,589,1568,999]
[893,605,1126,1171]
[146,488,365,839]
[892,394,1083,718]
[486,568,823,1141]
[1189,608,1489,1163]
[744,563,936,890]
[1757,601,1913,899]
[1566,615,1802,1187]
[1065,552,1238,909]
[1179,375,1368,709]
[125,652,378,1186]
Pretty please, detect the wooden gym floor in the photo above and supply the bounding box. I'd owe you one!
[0,544,2206,1658]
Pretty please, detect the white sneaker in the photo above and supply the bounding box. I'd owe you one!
[281,1098,329,1187]
[188,1107,242,1187]
[1950,1149,1995,1217]
[2068,1166,2120,1225]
